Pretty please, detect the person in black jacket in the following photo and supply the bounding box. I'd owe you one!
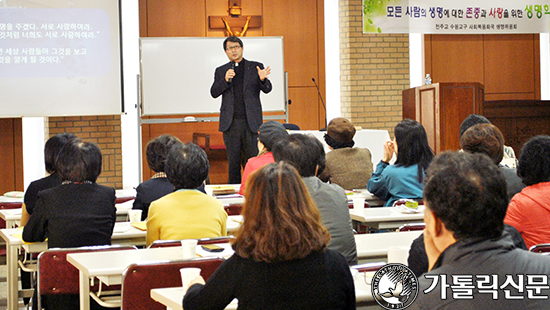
[20,132,77,306]
[132,134,205,221]
[23,139,116,310]
[410,152,550,309]
[211,36,272,184]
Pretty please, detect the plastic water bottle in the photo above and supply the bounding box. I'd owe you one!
[425,74,432,85]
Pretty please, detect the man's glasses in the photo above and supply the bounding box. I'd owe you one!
[226,45,241,51]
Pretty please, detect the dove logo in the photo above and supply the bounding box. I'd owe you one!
[371,263,419,309]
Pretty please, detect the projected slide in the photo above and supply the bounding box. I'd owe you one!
[0,8,111,78]
[0,0,123,117]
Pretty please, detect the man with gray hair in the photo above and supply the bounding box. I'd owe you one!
[272,134,357,265]
[411,151,550,309]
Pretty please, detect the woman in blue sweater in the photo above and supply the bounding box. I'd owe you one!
[367,119,434,207]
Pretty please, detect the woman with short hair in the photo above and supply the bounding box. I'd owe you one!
[133,134,205,221]
[460,123,525,200]
[23,138,116,248]
[504,135,550,249]
[23,138,116,310]
[146,142,227,246]
[21,132,77,226]
[183,162,355,310]
[319,117,373,190]
[367,119,434,207]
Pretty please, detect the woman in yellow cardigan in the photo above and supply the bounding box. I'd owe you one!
[146,142,227,246]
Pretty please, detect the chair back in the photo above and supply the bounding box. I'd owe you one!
[198,236,234,245]
[282,123,301,130]
[224,204,243,215]
[352,262,386,273]
[398,223,426,232]
[37,245,137,309]
[529,243,550,254]
[148,236,234,248]
[121,257,225,310]
[347,201,369,209]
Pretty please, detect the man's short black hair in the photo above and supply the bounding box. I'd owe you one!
[424,151,509,240]
[44,133,77,174]
[517,135,550,186]
[146,135,181,173]
[459,114,491,137]
[223,36,243,50]
[165,142,209,190]
[272,134,325,177]
[57,139,103,183]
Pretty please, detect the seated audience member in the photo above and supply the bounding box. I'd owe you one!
[133,135,205,220]
[407,224,526,278]
[367,119,433,207]
[411,151,550,309]
[146,142,227,246]
[409,124,526,277]
[460,123,525,200]
[23,139,116,248]
[21,132,77,226]
[460,114,517,165]
[183,162,355,310]
[272,134,357,265]
[504,135,550,249]
[20,132,76,306]
[319,117,373,190]
[239,121,288,195]
[23,139,117,310]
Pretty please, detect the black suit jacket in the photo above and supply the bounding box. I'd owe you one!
[22,183,116,249]
[211,58,272,133]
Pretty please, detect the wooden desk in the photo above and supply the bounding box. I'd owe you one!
[115,188,137,202]
[0,202,135,229]
[67,245,232,310]
[0,208,22,229]
[0,190,135,229]
[350,207,424,231]
[347,190,385,208]
[0,196,23,206]
[0,222,146,310]
[226,215,242,233]
[355,230,422,262]
[0,196,23,229]
[150,270,376,310]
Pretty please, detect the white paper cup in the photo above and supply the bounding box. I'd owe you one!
[205,186,214,196]
[180,267,201,291]
[181,239,198,259]
[352,196,366,210]
[128,209,142,223]
[387,246,409,265]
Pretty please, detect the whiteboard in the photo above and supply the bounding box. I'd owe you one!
[140,37,285,116]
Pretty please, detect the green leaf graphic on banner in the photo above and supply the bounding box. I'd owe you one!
[363,0,398,33]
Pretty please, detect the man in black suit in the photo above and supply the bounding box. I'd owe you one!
[211,36,272,184]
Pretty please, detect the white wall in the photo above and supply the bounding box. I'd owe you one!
[22,117,45,190]
[409,33,424,88]
[541,33,549,100]
[324,0,341,123]
[120,0,141,189]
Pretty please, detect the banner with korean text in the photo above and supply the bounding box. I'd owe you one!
[363,0,550,33]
